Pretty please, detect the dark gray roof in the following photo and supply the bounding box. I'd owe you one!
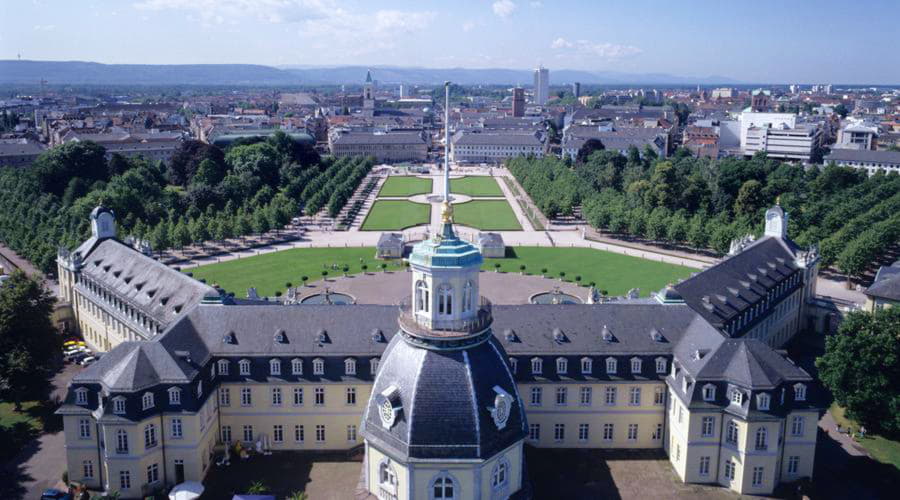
[826,148,900,165]
[76,341,190,392]
[674,237,800,330]
[77,239,216,327]
[362,335,526,460]
[454,132,542,146]
[332,132,426,145]
[377,233,403,246]
[0,138,46,156]
[866,265,900,301]
[478,232,504,247]
[688,339,810,388]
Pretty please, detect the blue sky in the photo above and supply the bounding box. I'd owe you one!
[1,0,897,83]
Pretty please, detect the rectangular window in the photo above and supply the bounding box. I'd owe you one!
[147,463,159,484]
[724,460,735,480]
[556,387,567,406]
[752,466,764,486]
[578,423,589,442]
[295,425,305,443]
[114,398,126,414]
[169,388,181,405]
[602,423,614,441]
[529,423,540,441]
[699,456,710,476]
[76,389,88,405]
[315,424,326,443]
[630,387,641,406]
[787,456,799,475]
[271,387,282,406]
[347,424,357,442]
[119,470,131,490]
[652,423,663,440]
[272,425,284,443]
[677,406,683,424]
[531,387,542,406]
[221,425,232,443]
[580,386,592,405]
[241,387,252,406]
[83,460,94,479]
[605,387,617,405]
[654,387,665,406]
[315,387,325,406]
[701,416,715,437]
[627,423,638,441]
[79,418,91,439]
[219,388,230,406]
[171,417,183,439]
[554,424,565,442]
[346,387,357,405]
[243,425,253,442]
[791,416,804,437]
[726,421,738,445]
[144,424,157,448]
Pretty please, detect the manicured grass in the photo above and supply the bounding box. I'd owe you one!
[377,176,433,197]
[483,247,694,297]
[830,403,900,470]
[361,201,431,231]
[189,247,404,297]
[453,200,522,231]
[451,176,504,197]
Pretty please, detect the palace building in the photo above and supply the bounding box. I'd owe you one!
[57,86,823,498]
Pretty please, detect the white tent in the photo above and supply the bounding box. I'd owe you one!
[169,481,204,500]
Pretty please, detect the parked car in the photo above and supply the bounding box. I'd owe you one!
[69,352,89,364]
[40,488,72,500]
[78,356,96,366]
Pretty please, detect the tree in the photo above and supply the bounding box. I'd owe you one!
[168,140,226,186]
[33,141,109,195]
[192,158,227,186]
[149,222,171,255]
[834,103,849,119]
[576,139,604,164]
[734,179,765,217]
[817,308,900,437]
[0,271,59,411]
[225,143,282,187]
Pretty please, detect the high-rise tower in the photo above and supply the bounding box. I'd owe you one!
[533,65,549,106]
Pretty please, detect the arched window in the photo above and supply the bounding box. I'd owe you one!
[431,473,456,499]
[217,359,229,376]
[462,281,474,312]
[378,460,398,498]
[438,285,453,315]
[269,359,281,376]
[238,359,251,376]
[415,280,430,313]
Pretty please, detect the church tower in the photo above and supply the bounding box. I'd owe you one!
[363,69,375,110]
[360,82,528,500]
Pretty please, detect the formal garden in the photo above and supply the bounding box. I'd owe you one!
[360,200,431,231]
[377,175,432,197]
[450,176,504,197]
[452,200,522,231]
[188,245,693,298]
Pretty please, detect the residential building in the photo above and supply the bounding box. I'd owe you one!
[451,131,544,163]
[533,65,549,106]
[328,131,428,163]
[0,137,46,167]
[824,149,900,175]
[835,119,879,150]
[562,126,669,160]
[863,261,900,312]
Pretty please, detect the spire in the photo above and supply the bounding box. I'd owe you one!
[439,81,456,240]
[365,69,373,83]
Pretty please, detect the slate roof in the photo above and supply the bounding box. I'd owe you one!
[362,334,526,460]
[689,339,810,388]
[332,132,426,145]
[453,132,543,146]
[674,236,800,330]
[866,263,900,301]
[826,148,900,166]
[0,138,46,156]
[75,238,216,329]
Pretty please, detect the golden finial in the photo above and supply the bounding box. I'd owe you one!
[441,200,454,223]
[775,195,781,206]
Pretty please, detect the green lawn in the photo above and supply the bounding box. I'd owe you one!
[485,247,693,297]
[453,200,522,231]
[189,247,403,297]
[190,246,692,299]
[830,403,900,470]
[361,201,431,231]
[451,176,504,197]
[377,176,433,197]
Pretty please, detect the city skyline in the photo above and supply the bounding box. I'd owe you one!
[1,0,899,84]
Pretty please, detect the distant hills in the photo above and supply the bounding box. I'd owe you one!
[0,60,741,86]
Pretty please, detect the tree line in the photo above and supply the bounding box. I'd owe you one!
[0,131,373,274]
[509,148,900,279]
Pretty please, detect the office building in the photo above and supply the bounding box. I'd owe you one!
[533,65,549,106]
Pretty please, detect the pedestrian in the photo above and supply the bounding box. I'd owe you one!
[860,426,867,438]
[836,423,842,433]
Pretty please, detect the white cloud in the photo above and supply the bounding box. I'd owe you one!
[550,37,642,59]
[32,24,56,31]
[134,0,335,26]
[492,0,516,18]
[529,1,542,7]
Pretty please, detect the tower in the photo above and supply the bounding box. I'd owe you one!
[364,69,375,110]
[90,205,116,240]
[360,83,528,500]
[512,87,525,117]
[764,203,787,239]
[533,65,549,106]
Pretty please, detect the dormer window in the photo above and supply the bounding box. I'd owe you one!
[508,357,517,373]
[270,359,281,376]
[794,383,806,401]
[239,359,251,376]
[168,387,181,405]
[313,358,325,375]
[606,357,617,375]
[291,358,303,375]
[556,357,568,375]
[581,357,592,375]
[656,357,667,374]
[531,357,543,375]
[702,384,716,402]
[217,359,229,376]
[757,393,771,411]
[730,389,743,405]
[142,392,154,410]
[345,358,357,376]
[630,358,642,374]
[113,397,126,415]
[601,325,614,342]
[274,330,287,343]
[370,358,380,374]
[682,376,691,394]
[196,381,202,398]
[75,387,89,405]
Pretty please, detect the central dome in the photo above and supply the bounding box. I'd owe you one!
[361,333,526,460]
